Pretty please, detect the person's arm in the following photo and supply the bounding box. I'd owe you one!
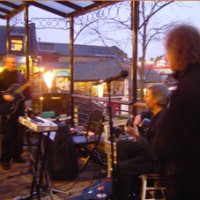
[126,125,140,140]
[133,114,142,126]
[2,94,14,102]
[133,111,152,126]
[0,72,14,102]
[140,110,153,120]
[20,73,32,101]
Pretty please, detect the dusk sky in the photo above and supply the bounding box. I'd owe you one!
[1,1,200,59]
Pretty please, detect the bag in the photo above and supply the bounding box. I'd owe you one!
[80,178,112,199]
[47,124,78,180]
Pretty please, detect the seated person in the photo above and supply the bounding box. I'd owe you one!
[116,83,170,200]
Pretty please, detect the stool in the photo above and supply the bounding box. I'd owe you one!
[140,173,166,200]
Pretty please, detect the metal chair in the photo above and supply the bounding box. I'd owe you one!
[72,109,105,173]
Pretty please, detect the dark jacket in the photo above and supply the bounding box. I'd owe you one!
[153,64,200,176]
[0,69,26,118]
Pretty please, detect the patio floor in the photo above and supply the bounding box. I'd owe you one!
[0,147,108,200]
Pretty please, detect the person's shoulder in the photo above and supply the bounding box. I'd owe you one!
[0,69,6,78]
[180,66,200,94]
[185,64,200,81]
[140,110,153,120]
[17,70,23,75]
[0,69,6,74]
[17,71,24,82]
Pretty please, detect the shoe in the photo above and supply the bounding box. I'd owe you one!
[2,162,10,170]
[13,157,26,163]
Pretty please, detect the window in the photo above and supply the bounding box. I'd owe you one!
[11,36,24,53]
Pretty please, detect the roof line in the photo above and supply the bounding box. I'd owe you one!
[0,7,10,14]
[0,1,19,9]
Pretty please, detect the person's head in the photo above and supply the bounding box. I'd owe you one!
[3,54,18,72]
[144,83,170,112]
[165,24,200,73]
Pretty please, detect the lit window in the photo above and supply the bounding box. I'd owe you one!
[11,36,23,52]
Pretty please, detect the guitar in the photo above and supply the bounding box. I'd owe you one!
[0,73,39,117]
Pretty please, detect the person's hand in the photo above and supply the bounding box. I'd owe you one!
[3,94,14,102]
[133,114,142,126]
[126,125,140,140]
[24,99,32,107]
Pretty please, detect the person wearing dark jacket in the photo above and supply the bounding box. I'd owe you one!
[116,83,170,200]
[0,55,28,170]
[153,24,200,200]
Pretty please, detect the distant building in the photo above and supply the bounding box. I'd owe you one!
[0,23,161,98]
[0,24,130,94]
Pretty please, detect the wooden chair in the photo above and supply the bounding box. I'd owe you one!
[140,173,166,200]
[72,109,105,173]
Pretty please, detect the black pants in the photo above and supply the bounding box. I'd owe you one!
[118,138,149,162]
[1,116,24,163]
[116,139,158,200]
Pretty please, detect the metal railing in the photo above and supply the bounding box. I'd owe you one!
[71,94,133,127]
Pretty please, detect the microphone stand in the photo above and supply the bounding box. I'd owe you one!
[106,81,118,200]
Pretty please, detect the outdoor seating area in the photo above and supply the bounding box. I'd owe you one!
[0,1,146,199]
[1,1,198,200]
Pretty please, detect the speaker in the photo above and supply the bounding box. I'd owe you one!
[42,93,69,116]
[47,124,78,181]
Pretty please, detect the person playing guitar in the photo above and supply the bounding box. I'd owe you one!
[0,54,30,170]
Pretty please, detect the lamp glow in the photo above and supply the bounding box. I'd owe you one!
[98,84,104,97]
[43,71,54,92]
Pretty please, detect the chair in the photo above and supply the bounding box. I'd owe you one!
[72,109,105,173]
[140,173,166,200]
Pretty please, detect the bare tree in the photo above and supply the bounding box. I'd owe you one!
[138,1,174,100]
[74,1,176,100]
[74,2,131,57]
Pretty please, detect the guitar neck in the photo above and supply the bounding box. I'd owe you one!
[15,82,30,94]
[14,72,39,94]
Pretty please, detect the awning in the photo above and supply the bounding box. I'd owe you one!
[54,69,70,77]
[0,1,116,19]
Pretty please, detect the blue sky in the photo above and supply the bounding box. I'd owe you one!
[1,1,200,59]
